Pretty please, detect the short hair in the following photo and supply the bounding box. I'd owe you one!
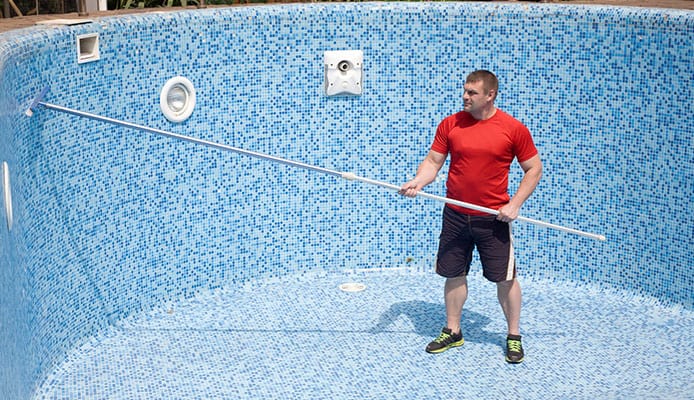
[466,70,498,100]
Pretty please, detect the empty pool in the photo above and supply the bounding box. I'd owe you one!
[0,3,692,399]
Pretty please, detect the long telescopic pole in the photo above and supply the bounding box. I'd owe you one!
[26,90,606,242]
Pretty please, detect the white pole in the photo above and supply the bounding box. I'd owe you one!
[26,92,607,243]
[341,172,606,242]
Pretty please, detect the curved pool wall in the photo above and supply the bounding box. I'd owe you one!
[0,2,692,398]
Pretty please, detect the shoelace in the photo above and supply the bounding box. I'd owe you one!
[507,339,522,353]
[434,332,452,343]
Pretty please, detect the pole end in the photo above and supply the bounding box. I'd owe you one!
[25,86,49,117]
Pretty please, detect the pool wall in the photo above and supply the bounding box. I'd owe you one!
[0,3,692,398]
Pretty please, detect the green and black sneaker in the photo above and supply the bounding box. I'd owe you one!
[426,327,464,354]
[505,334,524,364]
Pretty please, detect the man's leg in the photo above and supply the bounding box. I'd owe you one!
[496,278,521,335]
[445,276,468,334]
[474,215,524,362]
[426,207,471,354]
[425,275,468,353]
[497,278,524,363]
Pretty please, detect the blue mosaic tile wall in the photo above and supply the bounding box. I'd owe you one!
[0,3,692,398]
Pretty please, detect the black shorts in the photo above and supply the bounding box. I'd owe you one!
[436,206,516,282]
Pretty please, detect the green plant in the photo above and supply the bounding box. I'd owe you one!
[120,0,201,9]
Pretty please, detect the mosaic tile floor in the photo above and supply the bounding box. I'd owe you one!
[35,270,693,399]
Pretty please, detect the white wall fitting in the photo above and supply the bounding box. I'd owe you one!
[76,33,100,64]
[324,50,363,96]
[2,161,13,230]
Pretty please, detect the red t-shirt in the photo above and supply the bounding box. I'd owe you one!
[431,109,538,215]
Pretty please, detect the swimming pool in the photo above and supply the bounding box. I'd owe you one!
[0,3,692,399]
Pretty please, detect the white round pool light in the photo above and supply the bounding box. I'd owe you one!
[160,76,196,123]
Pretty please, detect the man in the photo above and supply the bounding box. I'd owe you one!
[399,70,542,363]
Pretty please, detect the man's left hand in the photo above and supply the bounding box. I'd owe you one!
[496,203,520,223]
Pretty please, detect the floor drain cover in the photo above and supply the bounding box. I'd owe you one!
[339,282,366,292]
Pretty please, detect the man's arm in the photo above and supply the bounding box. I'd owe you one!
[399,150,447,198]
[497,154,543,222]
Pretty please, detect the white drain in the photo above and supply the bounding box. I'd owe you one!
[339,282,366,292]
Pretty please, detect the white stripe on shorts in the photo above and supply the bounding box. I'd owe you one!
[506,223,516,281]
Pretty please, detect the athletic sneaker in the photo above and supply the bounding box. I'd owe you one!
[426,327,464,354]
[505,334,524,363]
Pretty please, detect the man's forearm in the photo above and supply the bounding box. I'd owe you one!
[510,165,542,208]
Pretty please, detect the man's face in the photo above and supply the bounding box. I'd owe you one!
[463,80,494,113]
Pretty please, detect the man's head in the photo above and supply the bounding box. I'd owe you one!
[465,70,498,99]
[463,70,498,119]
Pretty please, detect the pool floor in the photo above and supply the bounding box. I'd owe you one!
[35,270,693,399]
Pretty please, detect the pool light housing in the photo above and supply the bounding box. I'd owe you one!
[160,76,196,123]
